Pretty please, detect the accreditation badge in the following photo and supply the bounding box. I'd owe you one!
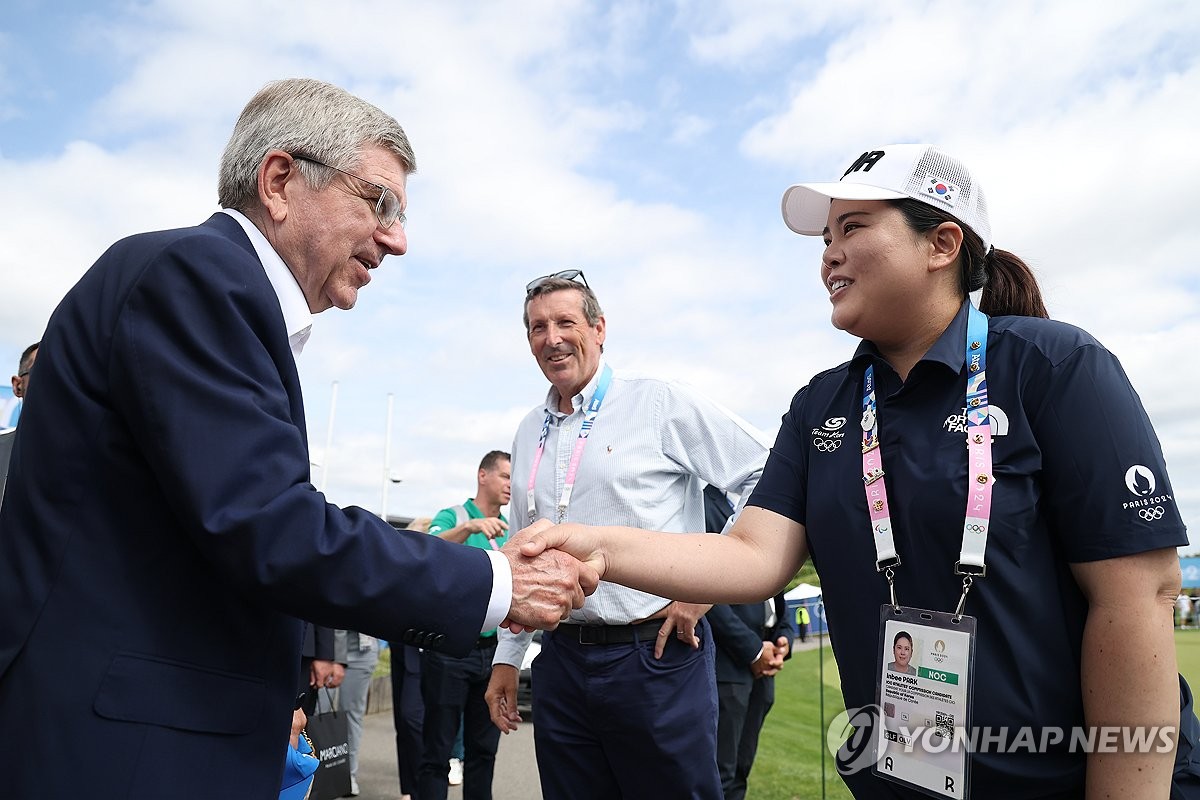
[873,606,976,798]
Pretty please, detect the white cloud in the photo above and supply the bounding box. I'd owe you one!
[669,113,713,145]
[1,0,1196,547]
[678,0,841,65]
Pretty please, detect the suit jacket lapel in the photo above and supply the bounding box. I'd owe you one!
[199,212,310,450]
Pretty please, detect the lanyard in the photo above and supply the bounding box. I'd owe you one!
[860,305,993,620]
[527,364,613,524]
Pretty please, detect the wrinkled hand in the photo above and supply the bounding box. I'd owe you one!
[500,529,598,633]
[485,664,523,734]
[513,519,607,580]
[653,601,712,659]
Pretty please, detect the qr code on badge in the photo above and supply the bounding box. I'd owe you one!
[934,711,955,739]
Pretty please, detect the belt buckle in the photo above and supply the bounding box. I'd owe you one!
[577,626,603,646]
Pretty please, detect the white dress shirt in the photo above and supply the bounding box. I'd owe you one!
[221,209,313,356]
[221,208,512,632]
[494,359,770,668]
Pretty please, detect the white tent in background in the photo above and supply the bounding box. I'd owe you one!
[784,583,822,602]
[783,582,827,637]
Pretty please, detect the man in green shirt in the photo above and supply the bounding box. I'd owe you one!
[417,450,511,800]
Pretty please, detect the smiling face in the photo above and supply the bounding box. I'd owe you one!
[526,288,606,409]
[893,635,913,669]
[273,144,409,313]
[820,199,938,338]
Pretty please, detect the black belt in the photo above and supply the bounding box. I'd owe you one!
[475,635,498,649]
[554,620,666,646]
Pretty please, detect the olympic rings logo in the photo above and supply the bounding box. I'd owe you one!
[1139,506,1165,521]
[964,524,986,533]
[813,438,842,452]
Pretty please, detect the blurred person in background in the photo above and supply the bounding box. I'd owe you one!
[0,342,38,501]
[419,450,512,800]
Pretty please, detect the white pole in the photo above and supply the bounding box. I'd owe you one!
[319,380,339,493]
[381,393,395,520]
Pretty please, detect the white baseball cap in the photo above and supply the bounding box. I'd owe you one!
[781,144,991,251]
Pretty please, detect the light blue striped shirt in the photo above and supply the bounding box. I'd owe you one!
[494,360,770,668]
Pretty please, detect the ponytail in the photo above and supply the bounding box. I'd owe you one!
[893,199,1048,319]
[978,249,1047,318]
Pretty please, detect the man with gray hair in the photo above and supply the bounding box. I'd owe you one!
[486,271,770,799]
[0,79,595,799]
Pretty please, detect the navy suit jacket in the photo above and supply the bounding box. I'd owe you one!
[0,214,494,798]
[708,593,795,684]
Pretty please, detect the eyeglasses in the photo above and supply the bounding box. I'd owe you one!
[292,155,406,230]
[525,269,589,294]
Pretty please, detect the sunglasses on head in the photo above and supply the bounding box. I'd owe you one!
[525,269,589,294]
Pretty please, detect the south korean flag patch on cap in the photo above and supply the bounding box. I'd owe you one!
[923,172,959,208]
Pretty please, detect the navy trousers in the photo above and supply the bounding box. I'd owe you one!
[390,644,424,797]
[716,674,775,800]
[533,617,722,800]
[418,641,501,800]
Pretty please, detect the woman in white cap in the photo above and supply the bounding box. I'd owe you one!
[516,145,1188,798]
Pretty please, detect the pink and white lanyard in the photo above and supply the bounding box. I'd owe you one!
[861,304,993,620]
[526,364,614,525]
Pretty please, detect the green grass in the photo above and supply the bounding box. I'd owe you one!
[747,639,854,800]
[744,630,1200,800]
[1177,628,1200,688]
[373,643,391,678]
[366,628,1200,797]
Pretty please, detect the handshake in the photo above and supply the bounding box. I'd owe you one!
[497,519,607,634]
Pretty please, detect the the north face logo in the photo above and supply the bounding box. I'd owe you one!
[943,405,1009,439]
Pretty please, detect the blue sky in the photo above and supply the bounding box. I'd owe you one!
[2,0,1198,549]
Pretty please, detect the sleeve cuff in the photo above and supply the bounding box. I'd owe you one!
[482,549,513,633]
[493,627,533,668]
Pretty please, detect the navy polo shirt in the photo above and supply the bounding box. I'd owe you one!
[750,301,1187,798]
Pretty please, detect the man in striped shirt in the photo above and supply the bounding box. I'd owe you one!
[486,271,770,800]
